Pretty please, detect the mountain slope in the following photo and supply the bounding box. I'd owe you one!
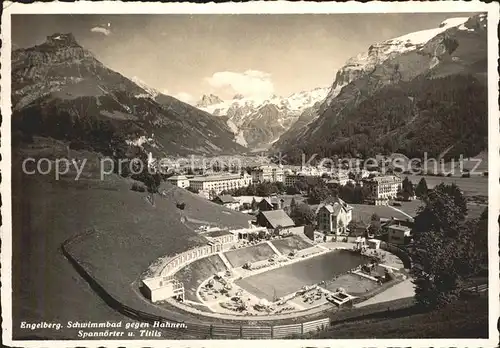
[276,14,488,162]
[272,101,323,149]
[197,87,329,150]
[12,33,246,156]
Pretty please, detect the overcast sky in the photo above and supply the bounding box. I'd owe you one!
[12,13,478,103]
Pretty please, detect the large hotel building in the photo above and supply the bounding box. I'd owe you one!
[363,175,403,204]
[251,165,284,183]
[189,173,253,194]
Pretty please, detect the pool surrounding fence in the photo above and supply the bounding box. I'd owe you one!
[178,318,331,339]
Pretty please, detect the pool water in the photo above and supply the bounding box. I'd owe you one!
[235,249,370,301]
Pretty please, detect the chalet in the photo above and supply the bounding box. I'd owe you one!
[316,197,353,238]
[212,195,240,210]
[381,218,414,245]
[257,197,284,211]
[256,210,295,230]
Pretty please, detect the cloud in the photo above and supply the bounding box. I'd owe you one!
[174,92,195,104]
[162,89,169,95]
[205,70,274,99]
[90,26,111,36]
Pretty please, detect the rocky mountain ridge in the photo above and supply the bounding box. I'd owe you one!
[12,33,246,157]
[196,87,329,149]
[274,14,488,163]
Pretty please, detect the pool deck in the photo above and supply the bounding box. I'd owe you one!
[165,241,415,320]
[354,279,415,308]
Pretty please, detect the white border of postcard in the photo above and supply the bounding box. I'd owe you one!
[1,1,499,348]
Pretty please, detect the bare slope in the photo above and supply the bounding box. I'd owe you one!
[11,147,253,333]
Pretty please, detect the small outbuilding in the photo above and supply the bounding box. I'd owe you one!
[141,276,185,303]
[256,209,295,230]
[212,195,240,210]
[367,238,382,249]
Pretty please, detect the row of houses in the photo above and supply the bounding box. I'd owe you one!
[253,166,403,206]
[211,195,284,212]
[166,161,403,206]
[251,165,355,187]
[213,190,411,245]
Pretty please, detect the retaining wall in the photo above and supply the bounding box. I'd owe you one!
[380,242,412,269]
[159,244,220,276]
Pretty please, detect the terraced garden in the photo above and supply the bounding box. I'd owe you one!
[271,235,312,255]
[224,243,277,268]
[175,254,228,302]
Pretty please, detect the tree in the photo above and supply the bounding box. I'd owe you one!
[250,198,258,211]
[275,181,286,194]
[286,185,300,195]
[338,219,345,234]
[409,184,482,309]
[352,184,366,204]
[402,177,415,197]
[465,207,487,266]
[290,203,315,226]
[294,178,308,193]
[397,186,403,196]
[415,178,428,198]
[368,221,381,236]
[308,184,331,205]
[142,172,162,194]
[209,189,217,200]
[413,184,466,236]
[131,182,146,192]
[246,184,257,196]
[433,183,467,218]
[348,219,367,237]
[367,213,381,235]
[339,182,355,203]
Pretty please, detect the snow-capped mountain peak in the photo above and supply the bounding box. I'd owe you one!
[196,87,329,149]
[388,17,469,46]
[197,94,224,107]
[325,16,471,105]
[199,88,329,119]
